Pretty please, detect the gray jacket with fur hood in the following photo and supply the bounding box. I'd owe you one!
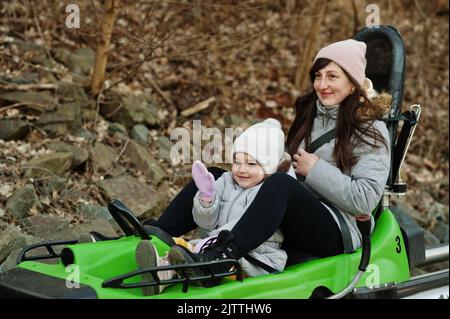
[302,98,391,251]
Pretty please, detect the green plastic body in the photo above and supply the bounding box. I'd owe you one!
[18,208,410,298]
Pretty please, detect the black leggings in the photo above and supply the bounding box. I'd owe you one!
[153,167,344,258]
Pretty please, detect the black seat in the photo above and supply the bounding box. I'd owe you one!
[353,25,406,188]
[283,246,319,267]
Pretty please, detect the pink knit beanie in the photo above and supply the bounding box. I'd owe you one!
[314,39,367,87]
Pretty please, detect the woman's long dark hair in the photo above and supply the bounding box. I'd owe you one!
[286,58,388,172]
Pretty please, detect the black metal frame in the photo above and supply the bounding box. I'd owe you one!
[107,199,150,239]
[102,259,243,293]
[14,200,158,265]
[387,110,418,191]
[16,239,78,264]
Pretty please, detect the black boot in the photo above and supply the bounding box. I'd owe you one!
[168,230,239,287]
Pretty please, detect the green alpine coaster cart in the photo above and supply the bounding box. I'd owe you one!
[0,25,448,299]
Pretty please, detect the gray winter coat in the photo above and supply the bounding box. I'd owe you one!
[302,99,391,251]
[192,172,288,276]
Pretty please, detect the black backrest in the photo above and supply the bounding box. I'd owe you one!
[353,25,406,187]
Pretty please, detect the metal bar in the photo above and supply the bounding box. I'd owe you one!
[327,271,364,299]
[420,244,449,266]
[396,105,421,183]
[397,269,449,298]
[401,286,449,299]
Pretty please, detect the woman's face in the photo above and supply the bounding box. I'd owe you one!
[232,152,265,189]
[313,62,355,106]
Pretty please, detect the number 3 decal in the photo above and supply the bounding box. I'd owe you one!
[395,236,402,253]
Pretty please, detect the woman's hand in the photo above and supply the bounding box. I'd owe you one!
[292,148,320,176]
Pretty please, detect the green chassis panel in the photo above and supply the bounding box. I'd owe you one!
[17,208,410,299]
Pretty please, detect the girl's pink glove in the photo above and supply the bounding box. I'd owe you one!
[192,160,215,201]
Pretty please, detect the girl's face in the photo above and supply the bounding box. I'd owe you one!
[232,153,265,189]
[313,62,355,106]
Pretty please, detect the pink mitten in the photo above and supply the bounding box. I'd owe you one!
[192,160,215,201]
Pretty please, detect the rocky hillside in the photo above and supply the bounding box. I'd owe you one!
[0,1,448,275]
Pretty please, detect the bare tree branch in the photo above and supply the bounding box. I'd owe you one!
[91,0,121,96]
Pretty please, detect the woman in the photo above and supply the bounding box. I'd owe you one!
[147,39,391,283]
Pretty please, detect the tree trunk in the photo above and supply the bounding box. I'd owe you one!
[294,1,327,92]
[90,0,120,96]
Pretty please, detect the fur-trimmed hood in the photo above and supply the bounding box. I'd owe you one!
[276,152,292,173]
[356,91,392,121]
[357,78,392,121]
[369,91,392,114]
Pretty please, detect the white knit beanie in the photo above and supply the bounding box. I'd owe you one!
[232,118,285,174]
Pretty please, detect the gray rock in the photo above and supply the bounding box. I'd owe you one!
[0,223,41,264]
[224,115,256,128]
[0,248,22,273]
[54,218,119,241]
[35,176,67,196]
[100,92,160,128]
[81,108,99,122]
[1,91,55,112]
[98,175,159,218]
[158,136,174,162]
[108,122,128,136]
[173,170,193,187]
[71,48,95,75]
[0,119,30,141]
[77,128,95,142]
[24,152,74,178]
[138,190,171,222]
[35,102,82,136]
[428,202,449,224]
[77,204,112,221]
[393,201,427,226]
[13,39,48,65]
[59,188,92,204]
[46,142,89,167]
[131,124,149,144]
[108,122,129,142]
[430,221,449,244]
[0,72,39,85]
[54,47,95,75]
[124,140,166,185]
[0,221,9,232]
[424,230,441,246]
[89,142,118,173]
[5,185,43,220]
[56,82,91,107]
[40,123,72,137]
[19,215,71,239]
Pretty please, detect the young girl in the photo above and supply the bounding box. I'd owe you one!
[135,118,294,295]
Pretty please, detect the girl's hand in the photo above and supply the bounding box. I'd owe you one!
[292,148,320,176]
[192,160,215,201]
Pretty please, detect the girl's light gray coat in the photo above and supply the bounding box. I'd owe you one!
[192,172,287,276]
